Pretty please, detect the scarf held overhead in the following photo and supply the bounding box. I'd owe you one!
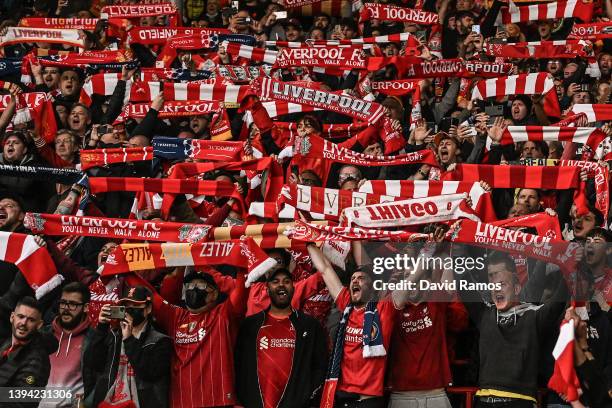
[0,27,86,49]
[259,78,387,124]
[24,213,213,243]
[344,193,480,228]
[79,147,152,170]
[99,237,276,287]
[500,0,594,24]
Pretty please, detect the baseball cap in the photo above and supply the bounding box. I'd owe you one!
[119,286,152,305]
[183,271,219,290]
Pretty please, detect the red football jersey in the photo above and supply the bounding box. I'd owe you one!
[153,276,248,408]
[389,302,451,391]
[257,313,296,408]
[335,287,396,397]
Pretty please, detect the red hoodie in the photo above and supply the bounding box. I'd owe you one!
[42,317,91,406]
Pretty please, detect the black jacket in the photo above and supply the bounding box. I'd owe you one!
[235,309,328,408]
[0,331,57,408]
[84,321,172,408]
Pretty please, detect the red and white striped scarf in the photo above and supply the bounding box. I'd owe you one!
[260,78,387,124]
[19,17,100,30]
[358,180,497,221]
[568,22,612,40]
[100,3,179,25]
[444,164,581,190]
[471,72,561,117]
[127,26,229,45]
[224,42,278,65]
[293,133,439,167]
[274,46,367,70]
[495,126,608,156]
[500,0,594,24]
[168,158,284,202]
[0,232,63,299]
[278,184,404,221]
[484,40,592,59]
[286,220,429,242]
[360,3,439,24]
[304,32,417,45]
[0,27,86,50]
[115,101,225,123]
[568,104,612,123]
[343,193,479,228]
[26,49,134,68]
[79,147,152,170]
[81,73,249,104]
[25,213,212,243]
[99,237,276,287]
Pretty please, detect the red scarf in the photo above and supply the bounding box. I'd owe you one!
[260,78,387,124]
[448,219,578,272]
[99,237,276,287]
[278,184,406,221]
[471,72,560,117]
[360,3,439,24]
[444,164,581,190]
[484,40,591,59]
[491,212,562,241]
[293,133,439,167]
[115,101,224,123]
[359,179,497,221]
[497,126,608,154]
[273,47,367,70]
[19,17,99,30]
[100,3,179,25]
[568,22,612,40]
[79,147,152,170]
[343,193,479,228]
[0,232,63,299]
[127,27,229,45]
[24,213,213,243]
[0,27,86,50]
[0,92,57,143]
[26,49,134,68]
[501,0,594,24]
[287,219,429,241]
[559,160,609,224]
[88,177,244,219]
[168,158,284,202]
[568,104,612,123]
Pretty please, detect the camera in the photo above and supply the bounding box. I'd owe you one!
[109,306,126,320]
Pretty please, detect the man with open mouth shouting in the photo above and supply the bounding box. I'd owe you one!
[235,267,328,408]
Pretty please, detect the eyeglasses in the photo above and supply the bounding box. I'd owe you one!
[58,300,85,311]
[185,282,210,291]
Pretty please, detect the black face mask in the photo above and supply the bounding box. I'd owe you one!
[185,288,207,309]
[125,307,146,326]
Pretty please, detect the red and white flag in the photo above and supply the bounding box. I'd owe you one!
[0,232,63,299]
[548,319,582,402]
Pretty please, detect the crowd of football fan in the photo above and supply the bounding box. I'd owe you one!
[0,0,611,407]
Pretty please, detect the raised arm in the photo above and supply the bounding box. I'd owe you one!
[306,243,343,300]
